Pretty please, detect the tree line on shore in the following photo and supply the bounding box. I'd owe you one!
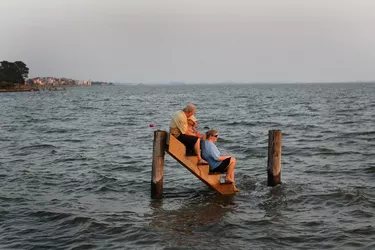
[0,61,29,89]
[1,60,114,90]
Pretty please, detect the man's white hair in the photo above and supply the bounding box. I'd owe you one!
[183,104,196,113]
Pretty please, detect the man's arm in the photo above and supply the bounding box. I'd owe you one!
[184,129,196,136]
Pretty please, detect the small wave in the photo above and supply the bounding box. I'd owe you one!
[45,128,79,134]
[313,149,363,156]
[296,187,373,208]
[63,139,83,143]
[344,225,375,236]
[283,146,364,157]
[226,121,258,127]
[68,243,96,250]
[89,172,119,185]
[236,147,268,158]
[76,106,100,110]
[94,184,123,193]
[101,121,129,127]
[55,215,103,228]
[120,155,132,159]
[120,160,142,165]
[28,210,71,222]
[0,195,31,203]
[0,137,12,142]
[53,157,93,163]
[348,209,373,218]
[342,131,375,137]
[306,106,320,112]
[282,147,314,157]
[364,165,375,173]
[289,124,320,130]
[20,144,57,150]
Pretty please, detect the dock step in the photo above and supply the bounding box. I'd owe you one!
[166,134,236,195]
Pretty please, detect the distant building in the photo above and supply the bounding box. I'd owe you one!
[25,77,92,87]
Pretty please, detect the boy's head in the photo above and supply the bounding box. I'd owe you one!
[188,115,198,126]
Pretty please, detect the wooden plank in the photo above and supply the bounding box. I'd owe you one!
[166,134,235,195]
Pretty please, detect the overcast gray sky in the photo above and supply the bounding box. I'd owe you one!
[1,0,375,83]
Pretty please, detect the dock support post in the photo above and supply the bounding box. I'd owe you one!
[151,130,167,198]
[267,130,282,186]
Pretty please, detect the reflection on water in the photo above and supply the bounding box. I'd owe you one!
[148,194,236,247]
[261,185,289,222]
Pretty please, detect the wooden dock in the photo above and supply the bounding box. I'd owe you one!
[166,134,236,195]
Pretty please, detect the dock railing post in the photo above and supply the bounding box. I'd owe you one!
[151,130,167,198]
[267,130,282,186]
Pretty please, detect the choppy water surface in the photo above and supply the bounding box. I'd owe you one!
[1,83,375,249]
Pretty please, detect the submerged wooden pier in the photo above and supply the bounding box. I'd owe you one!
[151,129,282,198]
[151,130,236,197]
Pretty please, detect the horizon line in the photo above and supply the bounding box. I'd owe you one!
[113,80,375,85]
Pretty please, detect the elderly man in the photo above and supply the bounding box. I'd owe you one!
[170,104,208,165]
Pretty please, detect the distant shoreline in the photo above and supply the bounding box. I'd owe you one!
[0,86,69,93]
[0,86,38,92]
[115,81,375,85]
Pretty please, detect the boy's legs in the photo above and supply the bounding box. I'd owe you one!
[225,157,236,183]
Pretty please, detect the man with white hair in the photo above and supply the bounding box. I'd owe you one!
[170,104,208,165]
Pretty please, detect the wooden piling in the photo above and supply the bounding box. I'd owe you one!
[267,130,282,186]
[151,130,167,198]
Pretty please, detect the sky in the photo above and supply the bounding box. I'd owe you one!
[1,0,375,83]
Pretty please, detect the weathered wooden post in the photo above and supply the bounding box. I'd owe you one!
[151,130,167,198]
[267,130,282,186]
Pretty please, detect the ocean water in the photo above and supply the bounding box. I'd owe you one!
[1,83,375,250]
